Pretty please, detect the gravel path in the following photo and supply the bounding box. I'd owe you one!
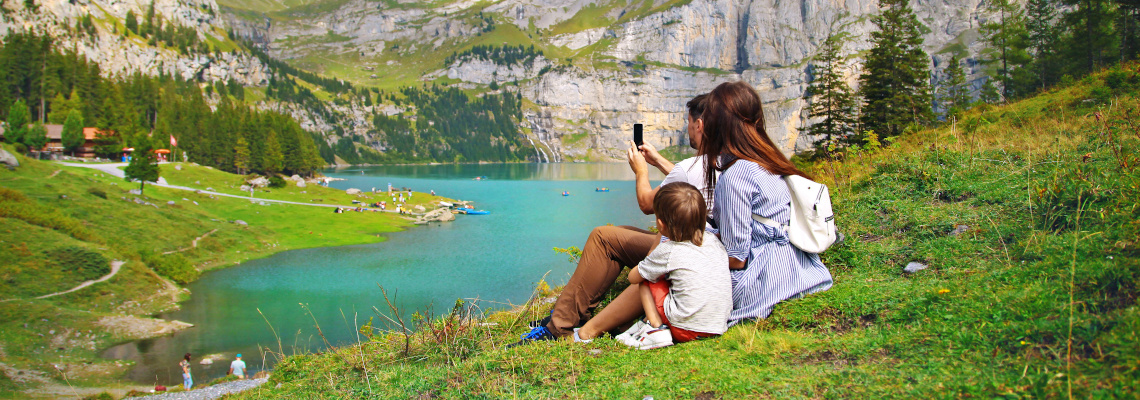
[124,377,268,400]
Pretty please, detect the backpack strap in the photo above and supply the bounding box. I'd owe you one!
[751,214,787,230]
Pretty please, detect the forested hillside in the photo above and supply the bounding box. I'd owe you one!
[0,32,325,175]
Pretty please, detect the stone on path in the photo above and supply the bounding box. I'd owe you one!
[903,262,928,274]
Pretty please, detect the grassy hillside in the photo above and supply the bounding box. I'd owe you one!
[229,67,1138,398]
[0,153,448,397]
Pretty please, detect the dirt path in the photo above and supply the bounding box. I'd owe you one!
[163,229,218,255]
[58,162,363,209]
[34,260,126,300]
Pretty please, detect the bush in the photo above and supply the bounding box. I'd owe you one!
[12,143,27,154]
[268,175,287,188]
[142,252,199,284]
[86,187,107,199]
[48,246,110,281]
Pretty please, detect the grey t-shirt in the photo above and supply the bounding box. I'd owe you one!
[660,156,716,219]
[230,359,246,376]
[638,231,732,335]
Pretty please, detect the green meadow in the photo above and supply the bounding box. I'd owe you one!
[228,67,1139,399]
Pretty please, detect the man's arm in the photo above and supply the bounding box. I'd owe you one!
[638,142,674,176]
[627,141,657,214]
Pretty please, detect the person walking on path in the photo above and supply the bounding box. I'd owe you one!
[700,81,833,325]
[179,353,193,390]
[228,354,247,379]
[513,94,715,345]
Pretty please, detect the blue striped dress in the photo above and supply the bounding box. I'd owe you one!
[712,158,834,325]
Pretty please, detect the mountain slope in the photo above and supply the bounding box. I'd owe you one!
[227,64,1139,399]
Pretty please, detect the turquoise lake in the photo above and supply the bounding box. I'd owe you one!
[103,163,663,385]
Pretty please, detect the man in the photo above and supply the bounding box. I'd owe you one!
[228,354,247,379]
[514,94,713,344]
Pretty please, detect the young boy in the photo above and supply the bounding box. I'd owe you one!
[615,182,731,349]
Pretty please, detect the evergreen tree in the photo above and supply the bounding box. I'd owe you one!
[62,110,84,156]
[803,32,859,153]
[859,0,934,138]
[26,121,48,152]
[1026,0,1062,90]
[5,99,30,145]
[1061,0,1118,75]
[124,139,159,193]
[981,0,1033,100]
[233,136,250,175]
[939,55,972,118]
[262,131,284,175]
[125,10,138,34]
[980,78,1002,104]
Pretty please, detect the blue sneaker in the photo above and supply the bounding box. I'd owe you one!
[507,325,556,348]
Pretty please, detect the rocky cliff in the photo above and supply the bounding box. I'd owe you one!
[0,0,271,86]
[221,0,1000,160]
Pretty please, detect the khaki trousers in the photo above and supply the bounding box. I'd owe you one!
[547,225,656,337]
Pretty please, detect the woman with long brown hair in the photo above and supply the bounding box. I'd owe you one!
[701,81,833,325]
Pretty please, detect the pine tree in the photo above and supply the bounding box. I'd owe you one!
[233,136,250,175]
[1060,0,1117,75]
[62,110,84,156]
[939,55,972,118]
[859,0,934,138]
[1026,0,1062,90]
[803,33,859,154]
[5,99,30,145]
[26,121,48,152]
[981,0,1032,100]
[262,131,284,175]
[980,78,1002,104]
[124,139,159,193]
[125,10,138,34]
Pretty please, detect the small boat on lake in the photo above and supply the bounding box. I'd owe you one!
[457,207,489,215]
[595,187,609,192]
[562,191,570,196]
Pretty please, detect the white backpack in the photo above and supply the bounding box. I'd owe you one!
[751,175,837,254]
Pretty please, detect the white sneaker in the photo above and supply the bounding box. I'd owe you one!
[631,325,673,350]
[614,320,648,344]
[617,322,655,347]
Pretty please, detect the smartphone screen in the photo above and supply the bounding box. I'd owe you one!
[634,123,643,146]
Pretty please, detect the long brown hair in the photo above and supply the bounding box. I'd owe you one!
[700,81,810,201]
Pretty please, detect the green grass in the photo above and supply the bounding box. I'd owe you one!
[0,150,454,395]
[230,66,1139,398]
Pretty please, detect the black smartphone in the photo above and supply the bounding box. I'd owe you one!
[633,123,643,146]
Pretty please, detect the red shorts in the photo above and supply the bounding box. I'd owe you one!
[646,280,719,343]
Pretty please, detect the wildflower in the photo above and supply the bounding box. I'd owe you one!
[937,289,950,294]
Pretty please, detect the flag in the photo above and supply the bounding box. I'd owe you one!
[170,135,177,147]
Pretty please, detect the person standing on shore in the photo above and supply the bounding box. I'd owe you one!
[228,354,246,379]
[512,93,714,345]
[179,353,193,390]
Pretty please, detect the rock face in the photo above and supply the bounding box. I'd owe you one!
[229,0,1002,160]
[0,0,271,87]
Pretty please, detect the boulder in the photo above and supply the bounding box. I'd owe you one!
[240,185,251,192]
[174,164,182,171]
[234,220,248,226]
[296,180,307,188]
[247,177,270,188]
[129,189,142,195]
[414,205,426,212]
[903,262,928,274]
[346,188,362,195]
[290,174,303,182]
[415,208,455,224]
[0,148,19,170]
[167,201,176,205]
